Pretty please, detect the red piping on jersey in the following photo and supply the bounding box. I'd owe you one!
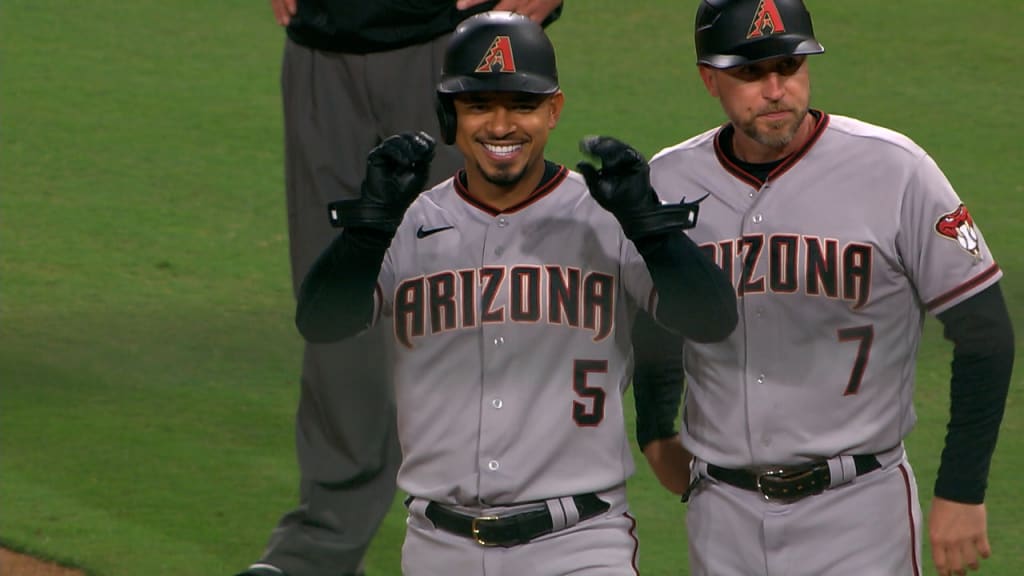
[924,263,1000,311]
[625,512,640,575]
[454,165,569,216]
[713,111,830,188]
[898,464,922,576]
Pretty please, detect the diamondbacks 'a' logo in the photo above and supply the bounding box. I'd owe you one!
[935,203,980,257]
[747,0,786,39]
[475,36,517,73]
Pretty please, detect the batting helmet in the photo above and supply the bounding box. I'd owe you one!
[695,0,824,69]
[435,11,559,144]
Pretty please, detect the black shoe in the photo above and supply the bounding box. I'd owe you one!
[235,563,366,576]
[235,565,285,576]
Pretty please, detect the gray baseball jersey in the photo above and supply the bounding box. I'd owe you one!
[649,113,1002,467]
[374,165,656,506]
[650,112,1001,576]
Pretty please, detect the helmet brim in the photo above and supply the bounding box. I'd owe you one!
[437,73,559,95]
[698,36,824,69]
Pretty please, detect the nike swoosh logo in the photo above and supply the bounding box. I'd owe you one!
[416,225,454,239]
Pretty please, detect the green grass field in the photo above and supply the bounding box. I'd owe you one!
[1,1,1021,574]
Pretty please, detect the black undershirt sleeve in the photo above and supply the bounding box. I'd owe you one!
[633,231,739,343]
[933,282,1015,503]
[631,310,684,450]
[294,228,392,343]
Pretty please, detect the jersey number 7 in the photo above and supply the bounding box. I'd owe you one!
[837,325,874,396]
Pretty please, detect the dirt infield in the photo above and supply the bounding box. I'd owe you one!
[0,548,84,576]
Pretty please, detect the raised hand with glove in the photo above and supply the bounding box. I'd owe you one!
[577,136,701,242]
[577,136,738,343]
[297,132,436,342]
[328,131,437,236]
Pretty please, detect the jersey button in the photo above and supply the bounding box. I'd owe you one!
[756,374,765,384]
[491,398,503,409]
[497,217,509,228]
[752,214,764,223]
[493,336,504,346]
[487,460,500,471]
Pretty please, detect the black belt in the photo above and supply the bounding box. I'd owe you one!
[706,454,881,503]
[424,493,609,547]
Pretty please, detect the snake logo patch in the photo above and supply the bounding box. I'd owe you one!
[935,203,980,257]
[747,0,787,39]
[476,36,518,73]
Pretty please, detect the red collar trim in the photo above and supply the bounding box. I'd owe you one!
[714,111,830,188]
[454,164,569,216]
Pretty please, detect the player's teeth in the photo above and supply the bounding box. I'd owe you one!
[484,143,521,156]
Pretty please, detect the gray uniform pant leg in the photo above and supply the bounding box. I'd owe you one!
[257,35,463,576]
[687,453,922,576]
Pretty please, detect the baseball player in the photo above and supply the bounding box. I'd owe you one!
[240,3,564,576]
[293,11,738,575]
[641,1,1016,575]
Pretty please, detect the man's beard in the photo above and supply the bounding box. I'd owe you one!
[480,161,529,187]
[738,106,809,150]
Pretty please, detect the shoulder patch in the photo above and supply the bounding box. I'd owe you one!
[934,203,980,257]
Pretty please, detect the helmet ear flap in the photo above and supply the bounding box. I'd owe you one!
[435,94,456,145]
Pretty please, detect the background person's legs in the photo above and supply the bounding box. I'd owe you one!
[242,34,463,576]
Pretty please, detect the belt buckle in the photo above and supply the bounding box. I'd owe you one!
[471,515,500,547]
[755,468,789,502]
[756,465,822,503]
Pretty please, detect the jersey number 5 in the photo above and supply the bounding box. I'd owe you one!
[573,359,607,426]
[837,325,874,396]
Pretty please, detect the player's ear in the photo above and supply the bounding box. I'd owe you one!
[546,91,564,129]
[698,65,719,98]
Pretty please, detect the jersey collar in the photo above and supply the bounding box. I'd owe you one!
[714,110,829,188]
[455,160,568,216]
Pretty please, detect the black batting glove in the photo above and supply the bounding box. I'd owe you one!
[577,136,662,240]
[577,136,702,245]
[328,131,436,237]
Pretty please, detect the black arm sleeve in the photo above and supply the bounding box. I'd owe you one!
[633,231,738,343]
[294,228,392,343]
[631,310,684,450]
[933,282,1015,503]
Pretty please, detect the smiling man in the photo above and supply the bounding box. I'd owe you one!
[289,10,738,575]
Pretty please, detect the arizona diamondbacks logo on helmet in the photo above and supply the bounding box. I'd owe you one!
[475,36,517,73]
[747,0,787,38]
[935,203,980,257]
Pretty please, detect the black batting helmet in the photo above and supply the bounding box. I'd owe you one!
[695,0,824,69]
[435,11,559,144]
